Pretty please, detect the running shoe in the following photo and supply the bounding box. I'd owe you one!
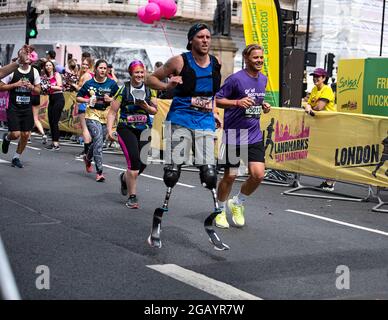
[317,181,335,191]
[2,133,10,154]
[42,134,47,145]
[215,210,229,229]
[125,195,139,209]
[119,171,127,196]
[228,198,245,227]
[76,151,85,159]
[45,144,60,151]
[96,173,105,182]
[11,158,24,168]
[83,155,93,173]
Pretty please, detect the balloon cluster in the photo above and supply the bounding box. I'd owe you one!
[28,51,39,63]
[138,0,177,24]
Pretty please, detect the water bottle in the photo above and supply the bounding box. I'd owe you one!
[89,89,96,107]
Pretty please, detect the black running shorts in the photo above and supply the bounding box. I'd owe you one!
[31,95,40,106]
[218,141,265,168]
[6,104,34,132]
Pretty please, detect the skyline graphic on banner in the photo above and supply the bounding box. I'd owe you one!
[275,119,310,142]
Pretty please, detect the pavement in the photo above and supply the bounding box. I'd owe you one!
[1,131,388,300]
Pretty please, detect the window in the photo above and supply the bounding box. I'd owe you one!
[232,1,240,17]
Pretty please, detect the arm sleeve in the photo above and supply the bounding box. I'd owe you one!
[307,90,314,105]
[33,69,41,85]
[318,86,334,103]
[111,82,120,96]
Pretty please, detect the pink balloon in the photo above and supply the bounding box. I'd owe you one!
[157,0,177,19]
[28,51,38,63]
[137,6,154,24]
[145,3,161,22]
[149,0,163,6]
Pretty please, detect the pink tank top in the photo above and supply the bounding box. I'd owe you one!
[49,72,62,94]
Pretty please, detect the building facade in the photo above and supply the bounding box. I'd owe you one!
[0,0,297,78]
[0,1,386,89]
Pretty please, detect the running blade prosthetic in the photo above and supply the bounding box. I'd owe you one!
[204,211,230,251]
[147,207,165,248]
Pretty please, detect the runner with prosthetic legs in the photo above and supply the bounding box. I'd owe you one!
[145,23,228,250]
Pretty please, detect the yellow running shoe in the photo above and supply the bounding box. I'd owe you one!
[215,210,229,229]
[228,198,245,227]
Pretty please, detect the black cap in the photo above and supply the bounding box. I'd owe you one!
[186,23,210,50]
[46,50,56,59]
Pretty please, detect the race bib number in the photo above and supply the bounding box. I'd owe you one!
[190,96,213,112]
[127,114,147,124]
[245,105,262,118]
[16,96,30,104]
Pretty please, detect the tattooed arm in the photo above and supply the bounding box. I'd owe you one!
[145,55,184,91]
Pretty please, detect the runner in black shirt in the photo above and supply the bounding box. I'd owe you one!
[0,60,41,167]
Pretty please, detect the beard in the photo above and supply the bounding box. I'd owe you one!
[192,44,210,56]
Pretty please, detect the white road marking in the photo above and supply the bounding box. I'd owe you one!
[286,209,388,237]
[75,159,195,188]
[24,144,41,151]
[147,264,262,300]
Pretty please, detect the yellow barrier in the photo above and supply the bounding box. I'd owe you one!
[38,92,82,135]
[151,102,388,188]
[38,94,388,188]
[261,108,388,188]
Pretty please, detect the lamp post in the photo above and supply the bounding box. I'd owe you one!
[305,0,312,54]
[380,0,386,56]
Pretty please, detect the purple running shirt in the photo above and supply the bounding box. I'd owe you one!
[216,69,267,145]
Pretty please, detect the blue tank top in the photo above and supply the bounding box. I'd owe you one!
[166,52,215,131]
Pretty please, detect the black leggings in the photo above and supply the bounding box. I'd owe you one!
[116,125,151,173]
[48,93,65,142]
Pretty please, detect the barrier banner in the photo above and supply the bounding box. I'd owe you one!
[261,108,388,188]
[150,99,223,158]
[128,100,388,188]
[0,91,9,121]
[58,92,82,134]
[39,92,82,135]
[150,99,170,151]
[242,0,281,107]
[337,57,388,116]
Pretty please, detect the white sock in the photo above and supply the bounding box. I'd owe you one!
[219,201,226,210]
[234,192,247,205]
[13,152,21,159]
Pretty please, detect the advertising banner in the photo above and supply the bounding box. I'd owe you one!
[242,0,281,107]
[39,93,82,135]
[261,108,388,188]
[337,59,364,114]
[337,58,388,116]
[151,103,388,188]
[363,58,388,117]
